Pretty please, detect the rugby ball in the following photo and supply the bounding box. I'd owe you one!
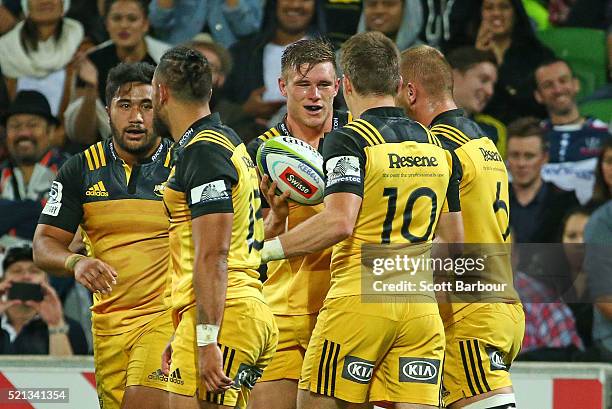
[256,136,325,205]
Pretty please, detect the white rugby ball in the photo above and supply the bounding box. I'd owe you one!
[256,136,325,205]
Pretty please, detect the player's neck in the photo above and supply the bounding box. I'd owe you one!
[550,107,583,126]
[512,177,543,206]
[168,104,212,143]
[422,98,457,127]
[285,114,329,147]
[114,138,162,166]
[350,95,396,119]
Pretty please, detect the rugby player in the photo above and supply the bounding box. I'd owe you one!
[247,38,348,409]
[33,62,180,409]
[397,45,524,409]
[262,32,463,408]
[152,46,278,409]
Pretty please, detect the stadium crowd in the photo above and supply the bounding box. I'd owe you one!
[0,0,610,407]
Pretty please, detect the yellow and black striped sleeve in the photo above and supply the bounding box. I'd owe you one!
[178,141,239,218]
[37,154,85,233]
[321,127,368,198]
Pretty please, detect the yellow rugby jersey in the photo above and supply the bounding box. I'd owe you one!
[246,112,351,314]
[38,139,173,335]
[163,113,265,314]
[430,109,519,323]
[322,107,461,299]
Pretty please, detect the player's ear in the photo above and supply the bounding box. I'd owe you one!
[342,75,352,95]
[279,77,288,97]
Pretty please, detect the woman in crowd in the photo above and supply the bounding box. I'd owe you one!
[445,0,554,123]
[589,138,612,208]
[0,0,84,147]
[64,0,169,147]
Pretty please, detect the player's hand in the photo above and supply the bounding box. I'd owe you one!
[26,281,64,327]
[242,87,284,120]
[74,258,117,295]
[161,340,173,376]
[260,175,290,221]
[0,281,21,315]
[198,344,233,394]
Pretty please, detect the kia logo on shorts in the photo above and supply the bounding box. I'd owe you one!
[341,355,375,384]
[399,357,440,384]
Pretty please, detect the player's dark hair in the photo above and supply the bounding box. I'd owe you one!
[105,62,155,105]
[156,46,213,103]
[400,45,453,99]
[281,38,337,80]
[446,46,497,73]
[340,31,401,96]
[506,116,548,152]
[591,138,612,206]
[185,40,233,76]
[104,0,148,17]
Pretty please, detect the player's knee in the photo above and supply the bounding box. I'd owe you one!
[462,393,516,409]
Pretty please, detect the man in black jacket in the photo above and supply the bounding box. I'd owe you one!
[507,116,579,244]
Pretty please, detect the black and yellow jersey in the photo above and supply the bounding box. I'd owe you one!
[38,139,173,336]
[430,109,519,322]
[322,107,461,299]
[163,113,264,315]
[246,111,351,315]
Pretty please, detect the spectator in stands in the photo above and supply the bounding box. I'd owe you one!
[224,0,322,142]
[148,0,263,48]
[0,245,87,355]
[186,37,255,139]
[0,0,84,148]
[561,206,594,348]
[447,46,508,156]
[507,117,579,243]
[445,0,554,123]
[548,0,609,29]
[535,58,611,204]
[418,0,454,48]
[584,200,612,362]
[2,0,108,44]
[515,270,584,361]
[65,0,169,147]
[357,0,423,51]
[0,91,67,248]
[318,0,361,47]
[589,138,612,207]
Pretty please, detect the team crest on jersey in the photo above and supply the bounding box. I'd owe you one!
[41,181,63,216]
[189,180,229,205]
[326,156,361,187]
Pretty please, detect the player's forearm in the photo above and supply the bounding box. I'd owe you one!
[267,210,351,260]
[33,229,80,277]
[193,254,228,326]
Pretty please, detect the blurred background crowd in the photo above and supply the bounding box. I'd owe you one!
[0,0,610,362]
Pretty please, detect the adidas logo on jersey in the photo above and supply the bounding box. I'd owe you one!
[169,368,184,385]
[86,181,109,197]
[147,368,168,382]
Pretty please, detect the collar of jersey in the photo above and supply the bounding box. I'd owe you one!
[108,139,166,164]
[360,106,404,119]
[430,108,465,127]
[177,113,222,147]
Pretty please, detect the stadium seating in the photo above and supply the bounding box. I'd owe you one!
[536,28,608,100]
